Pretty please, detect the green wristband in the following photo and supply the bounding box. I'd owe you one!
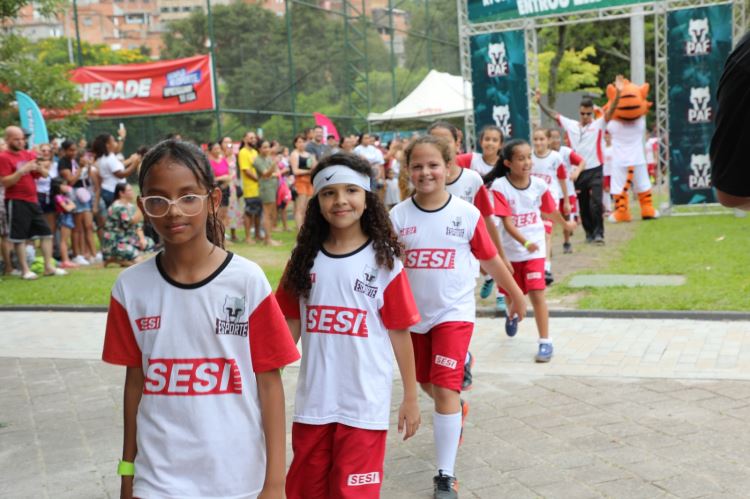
[523,240,532,248]
[117,460,135,476]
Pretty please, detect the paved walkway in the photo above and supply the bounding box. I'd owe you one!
[3,312,750,498]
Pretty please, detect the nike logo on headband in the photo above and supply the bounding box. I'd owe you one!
[325,173,336,181]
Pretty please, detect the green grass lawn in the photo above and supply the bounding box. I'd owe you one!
[0,229,298,307]
[555,214,750,311]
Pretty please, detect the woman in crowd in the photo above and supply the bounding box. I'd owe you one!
[101,182,153,267]
[34,143,58,242]
[290,134,316,231]
[91,129,140,208]
[207,141,233,241]
[221,136,243,242]
[58,140,98,266]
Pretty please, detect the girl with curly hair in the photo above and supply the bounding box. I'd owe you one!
[390,135,526,498]
[276,152,421,499]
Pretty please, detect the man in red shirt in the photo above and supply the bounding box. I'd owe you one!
[0,126,66,280]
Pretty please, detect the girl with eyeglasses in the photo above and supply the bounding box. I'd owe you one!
[102,139,299,499]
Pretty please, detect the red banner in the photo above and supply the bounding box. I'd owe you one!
[70,55,216,118]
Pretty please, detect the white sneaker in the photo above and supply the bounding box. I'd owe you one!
[73,255,91,266]
[10,269,22,277]
[22,271,38,280]
[45,268,68,276]
[94,252,103,263]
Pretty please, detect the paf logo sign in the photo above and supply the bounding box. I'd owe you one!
[688,86,712,124]
[487,42,509,77]
[686,18,711,55]
[493,104,512,136]
[688,154,711,189]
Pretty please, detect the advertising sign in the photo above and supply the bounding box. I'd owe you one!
[70,55,216,117]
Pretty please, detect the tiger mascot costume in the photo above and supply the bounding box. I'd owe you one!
[604,76,658,222]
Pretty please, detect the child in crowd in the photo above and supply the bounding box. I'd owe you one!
[427,121,510,389]
[254,139,282,246]
[456,124,504,177]
[102,139,299,499]
[384,167,400,209]
[390,135,525,499]
[486,139,577,363]
[276,152,421,498]
[549,129,585,254]
[51,178,77,269]
[531,128,569,285]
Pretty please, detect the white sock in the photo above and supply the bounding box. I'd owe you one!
[544,260,551,272]
[539,338,552,344]
[483,274,493,282]
[433,410,462,477]
[465,351,471,364]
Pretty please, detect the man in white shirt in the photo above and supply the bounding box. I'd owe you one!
[536,90,610,245]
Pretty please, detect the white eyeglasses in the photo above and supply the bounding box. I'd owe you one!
[140,194,209,218]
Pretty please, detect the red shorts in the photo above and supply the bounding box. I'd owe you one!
[603,175,611,190]
[559,195,578,215]
[647,163,657,178]
[411,321,473,391]
[543,219,553,235]
[286,422,387,499]
[499,258,546,295]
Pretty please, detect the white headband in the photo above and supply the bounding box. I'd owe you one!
[313,165,371,195]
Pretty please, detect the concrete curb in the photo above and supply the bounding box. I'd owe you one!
[2,305,749,321]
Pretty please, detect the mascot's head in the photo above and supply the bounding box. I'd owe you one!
[604,78,651,121]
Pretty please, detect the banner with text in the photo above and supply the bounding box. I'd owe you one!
[667,4,732,205]
[470,31,529,145]
[70,55,215,118]
[468,0,650,24]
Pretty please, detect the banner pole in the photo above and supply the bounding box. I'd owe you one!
[206,0,222,139]
[72,0,83,67]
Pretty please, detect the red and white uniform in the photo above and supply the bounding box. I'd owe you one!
[531,150,566,201]
[558,115,605,168]
[275,242,420,430]
[457,152,495,176]
[445,167,495,217]
[102,253,300,499]
[558,145,583,198]
[490,176,557,263]
[390,196,497,333]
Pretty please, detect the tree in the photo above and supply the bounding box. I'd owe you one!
[535,46,600,97]
[0,0,64,26]
[403,0,460,75]
[33,37,149,66]
[0,35,90,138]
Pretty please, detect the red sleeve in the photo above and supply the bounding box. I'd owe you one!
[569,150,583,166]
[379,269,421,330]
[274,284,301,320]
[492,191,512,217]
[102,295,142,367]
[456,153,472,168]
[249,294,300,372]
[540,190,557,214]
[557,164,567,179]
[473,185,494,217]
[470,216,498,260]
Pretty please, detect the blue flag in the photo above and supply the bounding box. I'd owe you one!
[15,91,49,146]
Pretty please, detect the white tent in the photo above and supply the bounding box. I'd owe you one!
[367,70,472,123]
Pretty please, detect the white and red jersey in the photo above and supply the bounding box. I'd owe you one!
[102,253,299,499]
[275,242,420,431]
[607,116,647,168]
[531,150,567,201]
[558,115,605,168]
[464,152,496,176]
[491,176,557,262]
[558,145,583,197]
[445,166,495,217]
[390,195,497,333]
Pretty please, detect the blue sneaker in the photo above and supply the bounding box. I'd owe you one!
[504,314,518,337]
[480,278,494,299]
[535,342,554,363]
[495,295,506,313]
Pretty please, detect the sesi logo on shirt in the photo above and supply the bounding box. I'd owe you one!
[215,295,249,337]
[306,305,369,337]
[144,358,243,396]
[135,315,161,332]
[399,226,417,237]
[404,249,456,269]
